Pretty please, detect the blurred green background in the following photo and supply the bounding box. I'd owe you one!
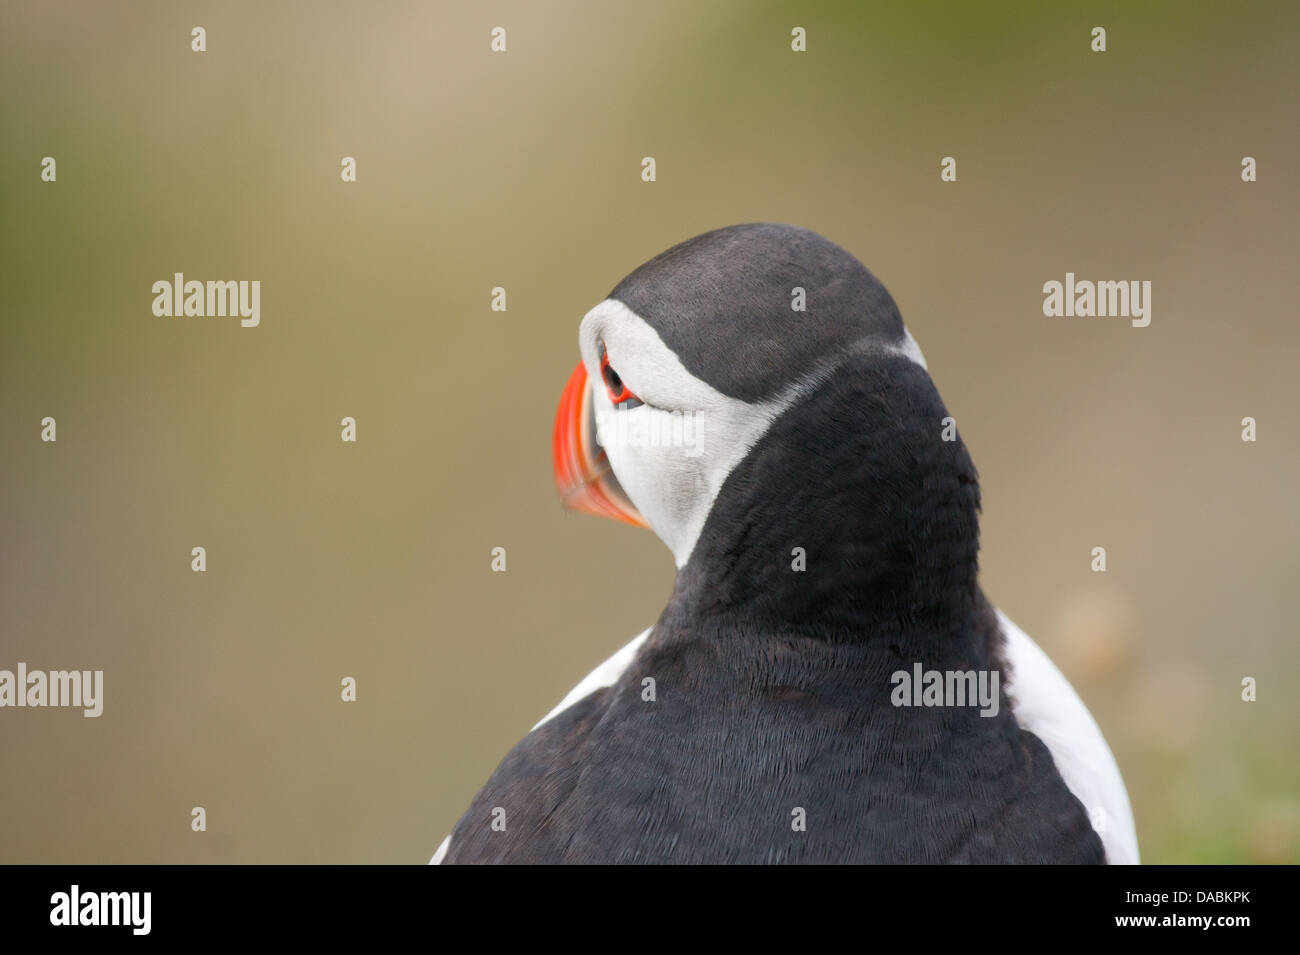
[2,0,1297,863]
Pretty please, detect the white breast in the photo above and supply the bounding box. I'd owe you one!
[997,609,1139,863]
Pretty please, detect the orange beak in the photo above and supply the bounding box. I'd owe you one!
[552,360,648,528]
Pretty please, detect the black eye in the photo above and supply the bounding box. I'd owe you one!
[599,348,643,408]
[604,364,620,392]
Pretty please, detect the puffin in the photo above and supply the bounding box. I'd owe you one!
[432,223,1139,864]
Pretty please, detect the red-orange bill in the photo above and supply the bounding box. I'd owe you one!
[552,360,647,528]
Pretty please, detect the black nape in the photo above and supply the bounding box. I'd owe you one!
[674,353,981,638]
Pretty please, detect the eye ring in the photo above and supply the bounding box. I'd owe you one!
[600,349,644,408]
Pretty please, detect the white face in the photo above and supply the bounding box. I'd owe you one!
[577,299,793,568]
[577,298,931,569]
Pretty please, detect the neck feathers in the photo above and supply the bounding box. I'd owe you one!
[673,355,982,640]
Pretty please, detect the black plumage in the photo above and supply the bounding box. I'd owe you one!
[443,225,1104,864]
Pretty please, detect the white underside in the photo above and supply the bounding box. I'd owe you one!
[530,629,653,732]
[429,833,450,864]
[996,609,1139,864]
[431,614,1139,864]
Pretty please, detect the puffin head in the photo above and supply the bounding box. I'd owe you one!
[553,223,978,624]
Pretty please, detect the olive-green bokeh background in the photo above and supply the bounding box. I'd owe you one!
[2,1,1297,863]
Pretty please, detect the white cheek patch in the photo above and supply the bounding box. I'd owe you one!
[579,299,790,567]
[576,298,928,568]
